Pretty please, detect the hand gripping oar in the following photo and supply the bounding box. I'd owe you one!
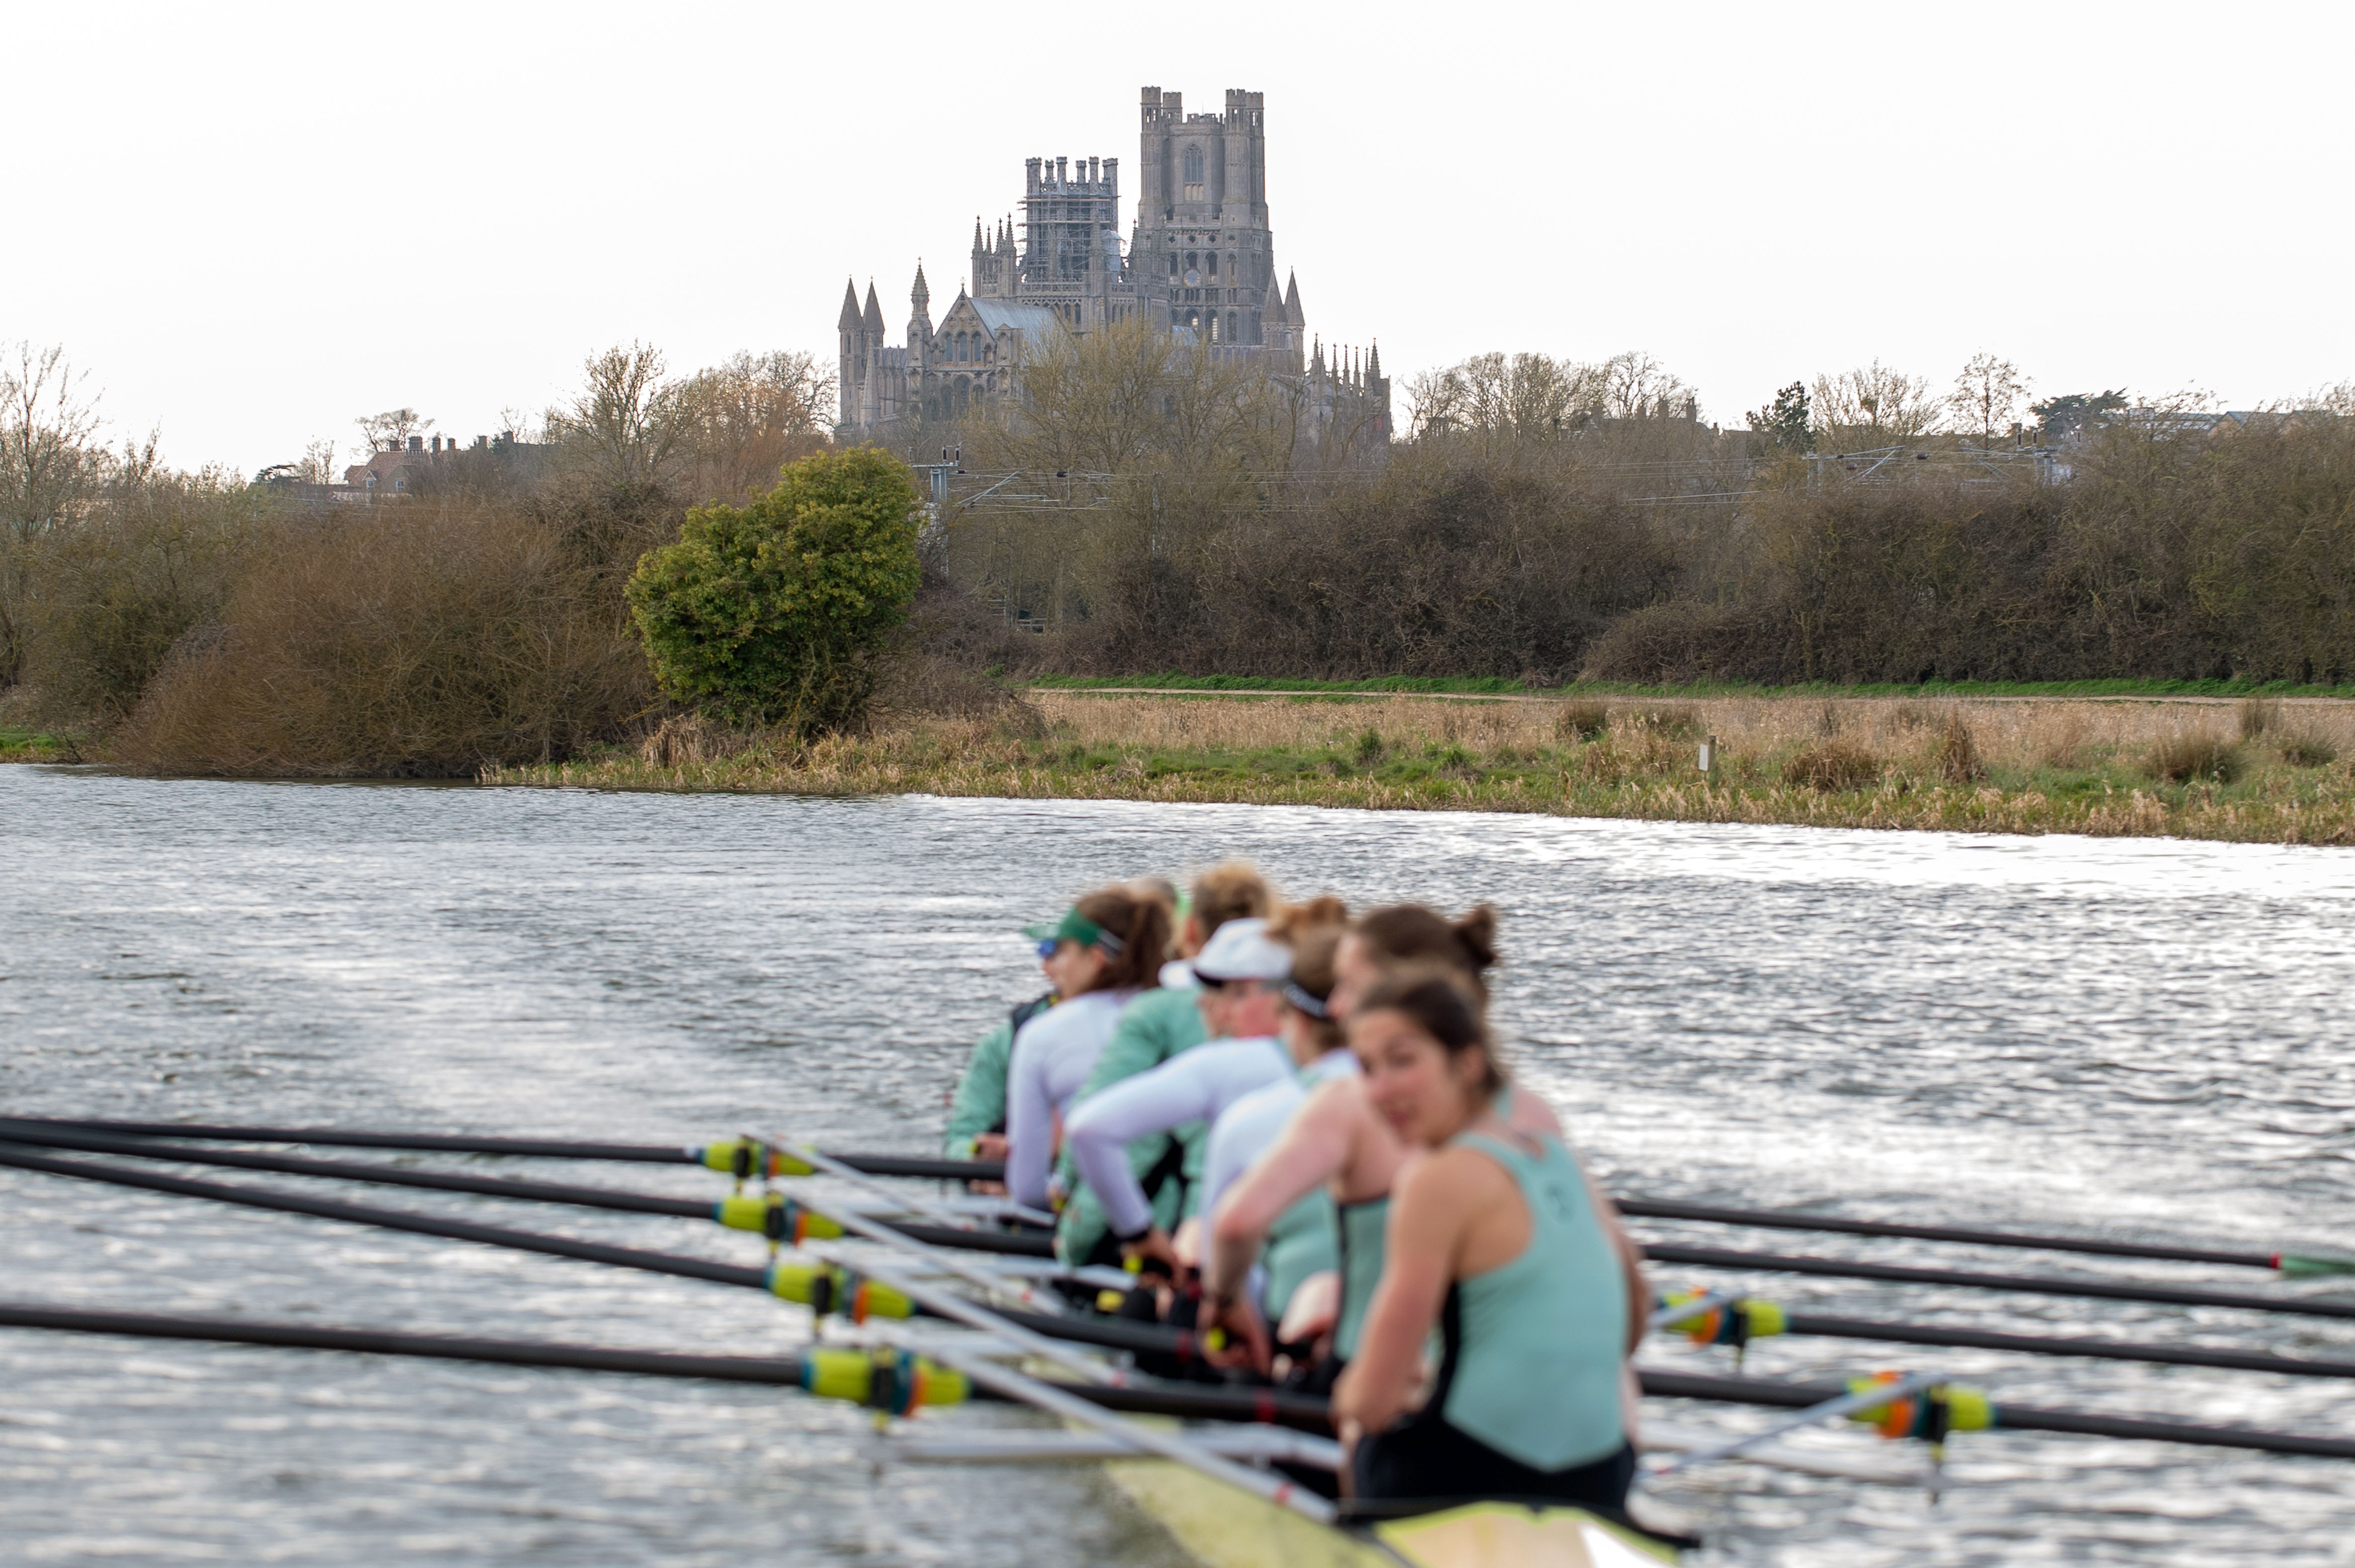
[0,1117,1003,1184]
[1618,1196,2355,1277]
[0,1123,1056,1259]
[1638,1240,2355,1321]
[1651,1373,1941,1476]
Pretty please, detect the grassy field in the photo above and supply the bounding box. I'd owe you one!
[0,726,69,761]
[489,691,2355,846]
[1024,672,2355,700]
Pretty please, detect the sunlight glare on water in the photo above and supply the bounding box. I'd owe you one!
[3,768,2353,1565]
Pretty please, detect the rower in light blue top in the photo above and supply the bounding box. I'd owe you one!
[1333,967,1648,1515]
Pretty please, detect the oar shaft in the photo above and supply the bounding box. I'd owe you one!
[0,1300,812,1383]
[0,1124,1055,1258]
[1780,1311,2355,1381]
[0,1141,1192,1360]
[1636,1368,2355,1461]
[0,1118,1002,1183]
[1619,1198,2275,1271]
[1658,1375,1933,1474]
[1641,1241,2355,1321]
[0,1299,1332,1429]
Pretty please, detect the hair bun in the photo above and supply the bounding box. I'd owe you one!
[1268,893,1349,938]
[1451,904,1499,971]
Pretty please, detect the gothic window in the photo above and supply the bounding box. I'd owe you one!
[1227,253,1237,280]
[1208,313,1219,343]
[1168,252,1178,277]
[1205,252,1217,278]
[1226,312,1238,343]
[1182,146,1203,184]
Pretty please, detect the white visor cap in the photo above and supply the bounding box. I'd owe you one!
[1189,917,1292,984]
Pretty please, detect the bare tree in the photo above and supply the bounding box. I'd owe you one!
[1811,361,1941,450]
[677,350,836,499]
[1593,351,1695,422]
[298,439,341,485]
[355,407,433,457]
[1949,353,2030,446]
[546,343,692,493]
[0,343,108,686]
[1,343,105,534]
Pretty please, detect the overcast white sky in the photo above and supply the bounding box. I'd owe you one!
[7,1,2351,475]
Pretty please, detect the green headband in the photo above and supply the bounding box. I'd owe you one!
[1023,908,1127,954]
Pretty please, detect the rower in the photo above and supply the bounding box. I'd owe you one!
[1052,864,1273,1266]
[1202,904,1512,1380]
[1062,915,1298,1273]
[1334,969,1646,1515]
[1192,901,1352,1372]
[942,972,1058,1177]
[1001,889,1171,1213]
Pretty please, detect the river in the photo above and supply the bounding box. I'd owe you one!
[3,766,2353,1565]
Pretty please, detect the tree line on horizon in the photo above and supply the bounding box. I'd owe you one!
[2,328,2352,776]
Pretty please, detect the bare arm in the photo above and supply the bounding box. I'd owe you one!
[1332,1146,1521,1437]
[1203,1081,1356,1303]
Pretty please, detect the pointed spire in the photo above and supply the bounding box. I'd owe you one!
[862,280,884,335]
[1367,340,1381,379]
[1283,271,1303,328]
[838,277,862,333]
[911,261,930,316]
[973,217,986,253]
[1309,335,1325,376]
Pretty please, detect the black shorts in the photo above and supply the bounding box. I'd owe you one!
[1353,1416,1635,1519]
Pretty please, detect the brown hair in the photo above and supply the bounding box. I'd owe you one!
[1073,887,1174,993]
[1269,895,1350,1051]
[1350,904,1500,1000]
[1190,861,1273,937]
[1353,966,1505,1096]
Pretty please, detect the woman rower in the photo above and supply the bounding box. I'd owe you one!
[1333,969,1645,1514]
[1052,863,1273,1265]
[1202,905,1533,1376]
[1190,901,1352,1368]
[1062,914,1300,1272]
[1001,887,1172,1213]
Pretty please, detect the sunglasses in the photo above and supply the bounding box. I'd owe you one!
[1034,938,1062,959]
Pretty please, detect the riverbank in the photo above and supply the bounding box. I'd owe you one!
[488,691,2355,845]
[0,726,69,761]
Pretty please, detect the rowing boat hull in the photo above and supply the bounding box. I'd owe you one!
[1103,1458,1677,1568]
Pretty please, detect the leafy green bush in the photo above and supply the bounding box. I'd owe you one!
[626,448,921,733]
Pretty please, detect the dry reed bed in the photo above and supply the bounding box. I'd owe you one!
[489,693,2355,846]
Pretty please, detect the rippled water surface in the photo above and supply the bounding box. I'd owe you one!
[4,766,2355,1565]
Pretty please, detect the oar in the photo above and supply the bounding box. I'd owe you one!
[0,1299,1333,1430]
[0,1141,1206,1364]
[1639,1240,2355,1321]
[0,1117,1001,1183]
[1651,1373,1939,1475]
[0,1123,1055,1258]
[871,1325,1335,1524]
[1621,1197,2355,1277]
[1638,1367,2355,1461]
[1660,1294,2355,1381]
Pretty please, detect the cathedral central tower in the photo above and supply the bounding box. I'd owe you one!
[1130,89,1294,353]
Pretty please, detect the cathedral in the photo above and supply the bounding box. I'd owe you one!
[834,87,1389,445]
